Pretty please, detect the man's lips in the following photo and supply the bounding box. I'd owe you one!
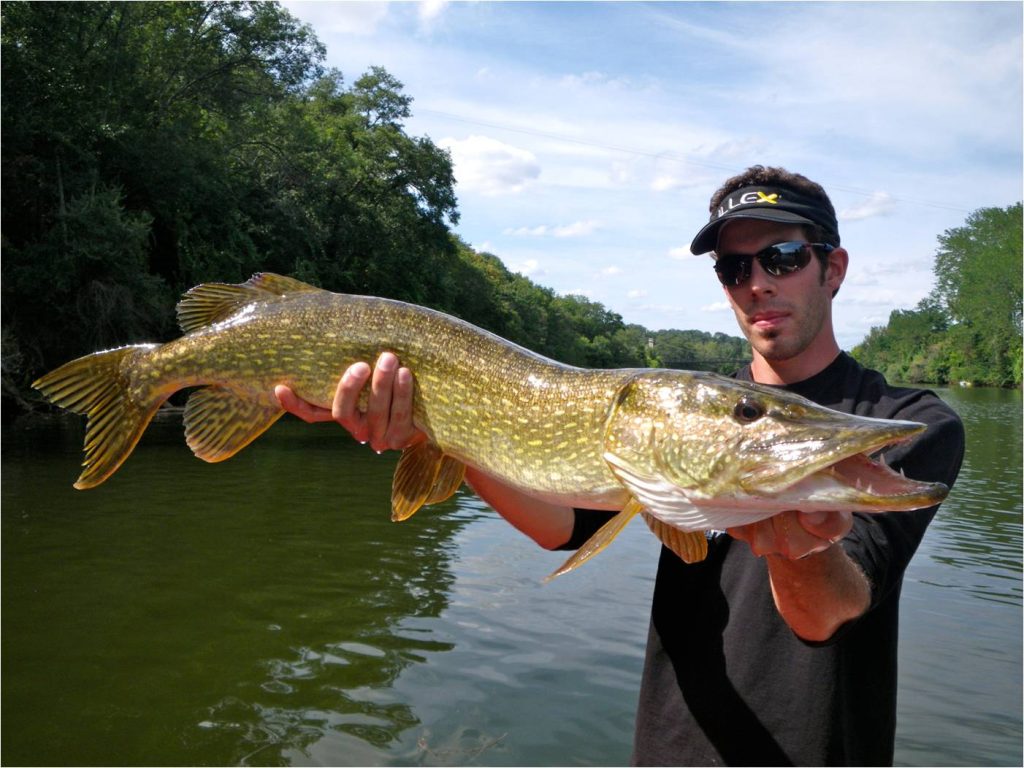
[750,311,790,329]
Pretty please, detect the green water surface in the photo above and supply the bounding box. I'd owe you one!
[2,387,1020,766]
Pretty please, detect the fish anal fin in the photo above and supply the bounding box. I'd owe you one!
[176,273,323,333]
[642,512,708,564]
[545,497,645,582]
[184,387,284,462]
[392,441,464,522]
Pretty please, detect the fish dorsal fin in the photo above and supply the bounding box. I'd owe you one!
[184,386,285,462]
[392,440,466,522]
[176,273,322,333]
[544,497,645,581]
[642,512,708,564]
[245,272,323,295]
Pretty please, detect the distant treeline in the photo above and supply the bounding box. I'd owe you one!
[0,2,749,414]
[852,203,1022,388]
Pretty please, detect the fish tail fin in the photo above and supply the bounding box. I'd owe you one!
[32,345,162,489]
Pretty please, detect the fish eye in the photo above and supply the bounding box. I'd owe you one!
[733,398,765,423]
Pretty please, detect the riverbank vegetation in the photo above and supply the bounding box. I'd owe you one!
[852,203,1022,388]
[1,1,751,414]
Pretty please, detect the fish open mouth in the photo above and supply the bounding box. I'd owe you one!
[778,449,948,511]
[830,452,929,496]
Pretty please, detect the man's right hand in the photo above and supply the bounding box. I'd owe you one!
[274,351,423,453]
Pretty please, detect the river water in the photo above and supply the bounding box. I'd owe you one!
[2,386,1020,766]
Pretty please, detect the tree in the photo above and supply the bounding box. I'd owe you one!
[930,203,1022,386]
[2,2,326,377]
[1,2,465,407]
[853,203,1022,387]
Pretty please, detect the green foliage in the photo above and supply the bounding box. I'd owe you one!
[1,1,751,412]
[652,330,751,374]
[2,1,325,372]
[853,203,1022,387]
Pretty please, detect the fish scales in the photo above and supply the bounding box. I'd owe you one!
[270,293,633,503]
[33,273,949,577]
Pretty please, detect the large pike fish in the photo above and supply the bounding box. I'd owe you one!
[33,273,948,575]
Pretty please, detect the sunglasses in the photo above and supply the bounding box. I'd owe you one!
[713,241,834,286]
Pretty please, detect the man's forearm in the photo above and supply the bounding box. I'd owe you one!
[464,467,577,550]
[765,545,871,642]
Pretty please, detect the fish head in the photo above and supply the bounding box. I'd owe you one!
[604,371,948,523]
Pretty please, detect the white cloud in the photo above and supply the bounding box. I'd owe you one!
[651,174,685,192]
[553,220,600,237]
[841,192,898,222]
[669,246,697,260]
[559,71,633,91]
[282,1,388,35]
[514,258,544,277]
[628,289,649,299]
[701,301,733,313]
[439,135,540,196]
[609,160,634,186]
[600,266,622,276]
[418,0,448,23]
[503,220,599,238]
[504,225,549,236]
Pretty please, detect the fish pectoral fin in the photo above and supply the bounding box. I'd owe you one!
[184,387,285,462]
[391,441,465,522]
[642,513,708,564]
[176,273,323,333]
[544,497,645,582]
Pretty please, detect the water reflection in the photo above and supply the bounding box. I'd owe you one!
[2,418,465,766]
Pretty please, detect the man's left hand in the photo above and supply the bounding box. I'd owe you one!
[728,510,853,560]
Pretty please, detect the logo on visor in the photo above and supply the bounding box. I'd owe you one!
[716,190,782,218]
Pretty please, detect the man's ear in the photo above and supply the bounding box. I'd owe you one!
[826,247,849,295]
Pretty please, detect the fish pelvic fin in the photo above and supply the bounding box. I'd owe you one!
[31,345,162,489]
[642,512,708,564]
[176,273,323,333]
[392,440,466,522]
[544,497,645,582]
[184,387,285,462]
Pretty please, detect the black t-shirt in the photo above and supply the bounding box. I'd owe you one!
[565,354,965,766]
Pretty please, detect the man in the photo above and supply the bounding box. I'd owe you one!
[276,166,964,765]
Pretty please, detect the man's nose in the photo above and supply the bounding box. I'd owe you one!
[747,258,777,295]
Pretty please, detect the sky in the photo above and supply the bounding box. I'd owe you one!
[281,1,1022,350]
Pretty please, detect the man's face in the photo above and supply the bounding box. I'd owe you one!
[715,219,842,364]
